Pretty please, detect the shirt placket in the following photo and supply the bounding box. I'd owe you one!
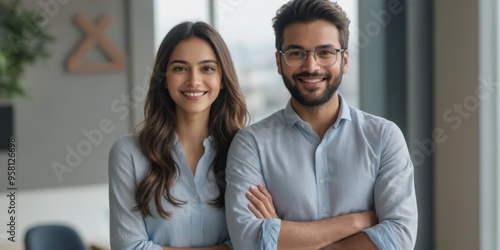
[190,195,203,246]
[315,141,330,218]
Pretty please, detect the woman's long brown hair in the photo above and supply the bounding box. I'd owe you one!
[134,21,249,218]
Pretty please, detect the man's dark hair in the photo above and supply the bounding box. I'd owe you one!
[272,0,351,50]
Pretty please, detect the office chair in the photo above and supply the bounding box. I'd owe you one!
[24,224,87,250]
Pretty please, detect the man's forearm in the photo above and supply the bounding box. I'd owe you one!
[162,244,229,250]
[277,212,374,250]
[321,232,378,250]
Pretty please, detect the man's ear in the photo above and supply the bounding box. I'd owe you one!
[342,50,349,74]
[275,51,282,75]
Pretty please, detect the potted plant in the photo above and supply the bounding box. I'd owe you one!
[0,0,54,98]
[0,0,54,149]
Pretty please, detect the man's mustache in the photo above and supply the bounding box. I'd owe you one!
[293,72,331,79]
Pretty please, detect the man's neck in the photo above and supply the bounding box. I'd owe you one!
[291,93,340,139]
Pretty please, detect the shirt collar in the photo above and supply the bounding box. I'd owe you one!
[173,133,214,148]
[283,93,352,128]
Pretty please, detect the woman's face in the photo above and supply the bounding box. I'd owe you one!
[166,37,222,117]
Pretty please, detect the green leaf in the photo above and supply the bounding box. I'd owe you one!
[0,0,55,99]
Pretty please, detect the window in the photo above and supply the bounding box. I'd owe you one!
[496,2,500,247]
[153,1,210,50]
[480,0,500,248]
[154,1,359,123]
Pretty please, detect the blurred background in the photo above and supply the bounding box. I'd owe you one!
[0,0,498,249]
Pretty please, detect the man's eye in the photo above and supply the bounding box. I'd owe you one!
[289,51,304,56]
[318,50,335,57]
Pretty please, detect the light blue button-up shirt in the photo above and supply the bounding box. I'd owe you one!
[225,95,418,250]
[109,135,231,250]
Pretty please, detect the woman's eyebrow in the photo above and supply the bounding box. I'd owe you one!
[168,59,218,65]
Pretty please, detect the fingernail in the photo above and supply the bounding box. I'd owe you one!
[250,186,257,190]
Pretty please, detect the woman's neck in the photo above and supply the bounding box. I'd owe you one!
[175,111,210,143]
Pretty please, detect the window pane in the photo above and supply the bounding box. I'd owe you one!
[497,1,500,246]
[215,0,359,122]
[154,0,210,50]
[154,1,359,123]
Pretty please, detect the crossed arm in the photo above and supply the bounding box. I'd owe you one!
[225,123,417,249]
[161,246,228,250]
[246,185,378,250]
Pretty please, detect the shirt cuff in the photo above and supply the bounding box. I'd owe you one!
[363,221,399,250]
[259,219,281,250]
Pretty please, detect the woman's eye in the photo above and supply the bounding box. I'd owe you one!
[202,66,215,72]
[172,67,186,72]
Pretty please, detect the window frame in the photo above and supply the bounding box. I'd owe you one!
[479,0,499,249]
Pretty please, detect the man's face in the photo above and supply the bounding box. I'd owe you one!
[276,20,349,107]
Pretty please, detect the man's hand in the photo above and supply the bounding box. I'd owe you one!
[245,184,379,250]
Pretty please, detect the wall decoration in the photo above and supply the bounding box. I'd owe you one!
[66,13,128,73]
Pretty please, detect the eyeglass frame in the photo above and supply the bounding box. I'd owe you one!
[278,47,346,67]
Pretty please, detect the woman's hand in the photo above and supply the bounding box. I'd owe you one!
[246,184,279,219]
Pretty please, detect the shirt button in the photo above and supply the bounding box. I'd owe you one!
[320,179,325,184]
[192,199,198,205]
[322,208,327,213]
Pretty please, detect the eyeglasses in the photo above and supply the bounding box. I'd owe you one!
[278,47,345,67]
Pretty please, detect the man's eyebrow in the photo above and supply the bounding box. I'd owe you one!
[282,44,304,50]
[282,44,337,50]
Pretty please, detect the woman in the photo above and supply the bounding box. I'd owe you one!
[109,21,248,250]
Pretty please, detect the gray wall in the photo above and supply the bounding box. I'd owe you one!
[434,0,481,249]
[0,0,154,190]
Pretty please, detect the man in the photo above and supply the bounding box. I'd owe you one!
[225,0,418,249]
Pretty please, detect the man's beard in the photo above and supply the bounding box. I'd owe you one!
[281,70,343,107]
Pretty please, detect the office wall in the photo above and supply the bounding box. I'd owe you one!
[434,0,481,249]
[0,0,128,190]
[0,0,154,189]
[0,0,154,247]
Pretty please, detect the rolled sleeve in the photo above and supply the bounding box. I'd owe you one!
[364,122,418,250]
[260,219,281,250]
[225,131,281,250]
